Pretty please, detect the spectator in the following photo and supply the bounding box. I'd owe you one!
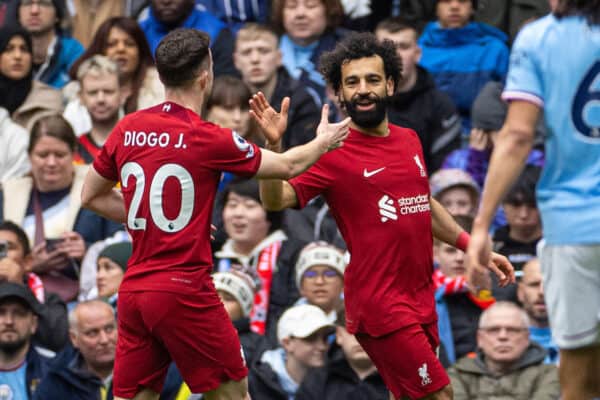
[517,258,558,364]
[0,26,63,131]
[249,304,334,400]
[33,300,117,399]
[64,17,164,135]
[15,0,84,88]
[474,0,550,42]
[429,168,480,217]
[0,107,30,181]
[434,215,492,364]
[295,308,388,400]
[0,282,53,399]
[294,241,345,321]
[0,115,123,302]
[271,0,347,103]
[70,56,122,164]
[139,0,236,76]
[68,0,123,47]
[234,23,320,149]
[419,0,509,134]
[448,301,560,399]
[0,221,69,352]
[492,165,542,301]
[213,179,304,344]
[96,241,132,310]
[213,270,270,366]
[197,0,269,33]
[375,17,461,174]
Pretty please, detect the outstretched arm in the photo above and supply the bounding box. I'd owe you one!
[250,92,350,210]
[81,167,126,223]
[466,101,538,284]
[431,197,514,288]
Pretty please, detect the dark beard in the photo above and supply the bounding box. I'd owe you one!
[341,93,388,129]
[0,337,29,356]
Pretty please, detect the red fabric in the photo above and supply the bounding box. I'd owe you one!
[356,322,450,399]
[290,125,436,336]
[250,241,281,334]
[432,269,468,295]
[27,273,45,303]
[114,290,247,397]
[93,102,261,294]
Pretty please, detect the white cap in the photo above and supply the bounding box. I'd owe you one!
[213,272,255,317]
[295,241,346,289]
[277,304,334,343]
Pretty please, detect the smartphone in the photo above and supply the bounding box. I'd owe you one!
[45,238,65,252]
[0,240,8,258]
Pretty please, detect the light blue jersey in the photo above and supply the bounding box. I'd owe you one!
[503,15,600,244]
[0,362,27,400]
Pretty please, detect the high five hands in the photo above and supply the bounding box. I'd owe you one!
[249,92,351,150]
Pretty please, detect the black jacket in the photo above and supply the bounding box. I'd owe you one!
[248,359,288,400]
[295,350,388,400]
[271,67,320,150]
[14,345,54,398]
[34,291,69,352]
[388,66,461,174]
[234,317,271,367]
[33,345,111,400]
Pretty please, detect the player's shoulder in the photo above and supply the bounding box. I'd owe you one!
[513,14,559,49]
[389,123,420,142]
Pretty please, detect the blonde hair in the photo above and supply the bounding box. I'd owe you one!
[76,54,119,82]
[235,23,279,49]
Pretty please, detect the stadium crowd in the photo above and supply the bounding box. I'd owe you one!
[0,0,581,398]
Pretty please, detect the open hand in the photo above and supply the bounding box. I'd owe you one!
[249,92,289,146]
[316,104,351,151]
[466,229,516,292]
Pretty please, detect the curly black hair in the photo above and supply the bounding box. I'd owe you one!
[319,32,402,94]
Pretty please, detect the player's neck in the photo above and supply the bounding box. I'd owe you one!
[351,118,390,137]
[165,88,206,117]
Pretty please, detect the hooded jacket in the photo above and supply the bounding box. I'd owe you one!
[388,66,461,173]
[248,348,295,400]
[33,345,112,400]
[448,343,560,400]
[418,21,509,132]
[0,107,30,181]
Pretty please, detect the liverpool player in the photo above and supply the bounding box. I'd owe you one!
[81,28,350,400]
[256,32,514,400]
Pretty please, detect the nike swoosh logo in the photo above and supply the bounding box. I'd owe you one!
[363,167,386,177]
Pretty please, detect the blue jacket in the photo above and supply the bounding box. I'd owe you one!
[33,345,111,400]
[139,7,236,76]
[418,22,509,132]
[37,36,84,89]
[197,0,268,33]
[19,345,54,398]
[435,285,456,365]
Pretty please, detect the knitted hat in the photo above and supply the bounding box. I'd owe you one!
[213,271,256,317]
[471,81,506,132]
[97,242,133,272]
[277,304,334,343]
[295,241,346,289]
[430,169,480,203]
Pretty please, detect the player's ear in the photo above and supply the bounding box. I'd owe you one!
[198,70,209,90]
[386,77,394,96]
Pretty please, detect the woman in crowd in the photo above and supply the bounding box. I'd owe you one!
[0,115,123,301]
[96,241,132,310]
[64,16,163,134]
[0,25,63,131]
[271,0,347,103]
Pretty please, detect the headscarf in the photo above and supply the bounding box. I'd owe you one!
[0,26,33,114]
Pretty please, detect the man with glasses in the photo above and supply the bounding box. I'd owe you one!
[12,0,83,88]
[448,301,559,399]
[294,242,346,323]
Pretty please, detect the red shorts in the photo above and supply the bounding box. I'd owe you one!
[356,322,450,399]
[113,290,248,398]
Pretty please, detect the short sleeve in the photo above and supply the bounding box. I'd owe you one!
[206,129,262,177]
[502,25,544,107]
[93,125,120,182]
[289,161,332,209]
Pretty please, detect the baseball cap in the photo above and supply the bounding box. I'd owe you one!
[277,304,334,343]
[0,282,42,315]
[295,241,346,289]
[213,271,256,317]
[429,169,480,203]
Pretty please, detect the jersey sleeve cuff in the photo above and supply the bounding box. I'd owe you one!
[501,90,544,108]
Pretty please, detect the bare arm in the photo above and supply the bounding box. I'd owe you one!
[250,92,349,211]
[80,166,126,223]
[467,101,539,271]
[431,196,464,245]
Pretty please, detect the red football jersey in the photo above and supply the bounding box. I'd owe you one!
[93,102,261,293]
[290,124,436,336]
